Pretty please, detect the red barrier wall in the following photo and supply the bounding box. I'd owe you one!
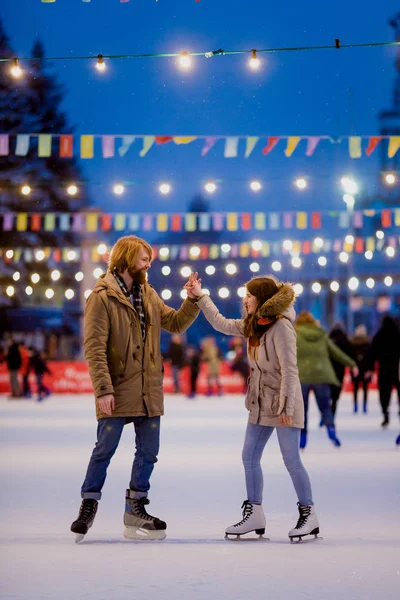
[0,362,377,395]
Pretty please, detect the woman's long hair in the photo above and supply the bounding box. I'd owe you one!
[243,276,280,340]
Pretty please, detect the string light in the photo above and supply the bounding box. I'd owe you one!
[10,58,22,78]
[45,288,55,299]
[159,183,171,195]
[330,281,340,292]
[283,240,293,251]
[318,256,327,266]
[345,235,354,244]
[97,244,108,255]
[178,52,191,69]
[221,244,231,253]
[383,172,396,185]
[67,184,78,196]
[339,251,349,263]
[237,287,246,298]
[250,180,262,192]
[218,287,230,299]
[202,289,210,296]
[161,266,171,276]
[65,289,75,300]
[385,246,395,257]
[251,240,262,251]
[341,176,358,195]
[161,289,172,300]
[31,273,40,284]
[311,282,321,294]
[205,265,216,275]
[189,246,201,257]
[249,262,260,272]
[384,276,393,287]
[180,266,191,278]
[6,250,14,259]
[293,283,303,296]
[67,250,77,261]
[96,54,106,72]
[225,263,237,275]
[93,268,103,278]
[180,289,188,299]
[84,290,92,299]
[6,285,15,297]
[25,286,33,296]
[51,270,61,281]
[295,177,307,190]
[21,185,31,196]
[366,278,375,289]
[348,277,359,291]
[314,237,324,249]
[271,261,281,272]
[75,272,84,281]
[113,183,125,195]
[35,250,45,261]
[343,194,355,210]
[159,247,170,258]
[376,230,384,240]
[365,250,373,260]
[249,49,261,70]
[291,257,302,268]
[204,182,217,193]
[12,272,20,281]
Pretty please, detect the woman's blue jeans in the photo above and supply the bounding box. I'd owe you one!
[242,422,314,506]
[81,416,160,500]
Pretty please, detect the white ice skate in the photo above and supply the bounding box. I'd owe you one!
[225,500,268,540]
[288,503,321,543]
[123,492,167,541]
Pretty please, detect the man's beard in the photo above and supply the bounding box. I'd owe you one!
[128,268,147,285]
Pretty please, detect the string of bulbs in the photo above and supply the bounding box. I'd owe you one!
[4,39,400,77]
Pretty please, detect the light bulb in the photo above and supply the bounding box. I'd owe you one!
[178,52,191,69]
[21,185,31,196]
[96,54,106,72]
[249,49,261,70]
[204,182,217,193]
[67,184,78,196]
[11,58,22,78]
[159,183,171,195]
[295,177,307,190]
[250,180,262,192]
[113,183,125,195]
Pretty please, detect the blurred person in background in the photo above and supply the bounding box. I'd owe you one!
[30,349,52,402]
[186,345,201,399]
[368,315,400,428]
[329,323,354,417]
[230,344,250,394]
[295,312,357,450]
[201,336,223,396]
[19,343,32,398]
[6,337,22,398]
[167,334,186,394]
[350,325,373,414]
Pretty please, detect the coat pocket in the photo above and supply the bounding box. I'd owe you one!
[260,384,280,417]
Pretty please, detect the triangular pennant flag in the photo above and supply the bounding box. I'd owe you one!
[349,136,362,159]
[254,213,266,230]
[38,134,52,157]
[388,136,400,158]
[173,137,196,145]
[16,213,28,232]
[365,136,381,156]
[156,136,173,145]
[296,212,307,229]
[102,136,115,158]
[227,213,238,231]
[185,214,197,231]
[262,137,279,155]
[114,214,126,231]
[245,137,259,158]
[171,215,182,231]
[305,137,320,156]
[81,135,94,159]
[157,214,168,232]
[311,212,321,229]
[0,134,9,156]
[381,210,392,228]
[140,136,155,157]
[15,134,30,156]
[86,214,98,232]
[44,214,56,231]
[60,135,73,158]
[201,137,217,156]
[284,136,301,157]
[241,213,252,230]
[119,136,135,157]
[224,137,239,158]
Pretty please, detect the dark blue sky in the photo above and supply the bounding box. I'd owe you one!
[2,0,399,229]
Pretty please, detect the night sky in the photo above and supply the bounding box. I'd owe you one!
[2,0,399,236]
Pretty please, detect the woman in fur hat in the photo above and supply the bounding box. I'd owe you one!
[185,273,319,543]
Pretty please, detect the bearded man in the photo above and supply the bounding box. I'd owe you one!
[70,235,200,542]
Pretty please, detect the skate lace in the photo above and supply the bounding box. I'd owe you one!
[234,501,253,528]
[132,498,155,522]
[79,500,97,521]
[295,504,311,529]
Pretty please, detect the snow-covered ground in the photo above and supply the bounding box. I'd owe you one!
[1,390,399,600]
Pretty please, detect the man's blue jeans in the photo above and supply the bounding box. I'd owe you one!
[242,422,314,506]
[301,383,334,433]
[81,416,161,500]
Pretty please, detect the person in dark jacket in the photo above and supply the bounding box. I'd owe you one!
[296,312,357,449]
[329,323,355,417]
[6,338,22,398]
[30,349,52,401]
[167,335,186,393]
[369,316,400,427]
[350,325,373,414]
[186,345,201,399]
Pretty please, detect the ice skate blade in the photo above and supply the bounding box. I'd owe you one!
[75,534,85,544]
[124,527,166,541]
[290,535,323,544]
[225,533,270,541]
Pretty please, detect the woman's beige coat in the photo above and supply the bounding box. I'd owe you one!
[196,285,304,428]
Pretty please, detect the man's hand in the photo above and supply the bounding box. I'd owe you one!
[279,414,293,426]
[98,393,115,416]
[185,271,202,299]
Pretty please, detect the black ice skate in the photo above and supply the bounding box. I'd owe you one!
[124,490,167,541]
[288,503,321,543]
[225,500,269,540]
[70,499,98,543]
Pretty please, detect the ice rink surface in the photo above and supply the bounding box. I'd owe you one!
[1,391,399,600]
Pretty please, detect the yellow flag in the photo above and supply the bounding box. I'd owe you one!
[157,214,168,231]
[16,213,27,231]
[239,243,250,257]
[261,242,270,257]
[366,238,375,252]
[296,212,307,229]
[284,137,301,157]
[292,241,301,255]
[388,137,400,158]
[245,137,259,158]
[185,214,196,232]
[255,213,266,230]
[173,137,196,145]
[209,244,219,259]
[395,208,400,226]
[81,135,94,159]
[38,134,52,157]
[114,214,126,231]
[86,214,98,232]
[349,136,362,158]
[227,213,238,231]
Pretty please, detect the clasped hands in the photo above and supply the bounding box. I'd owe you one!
[185,271,202,299]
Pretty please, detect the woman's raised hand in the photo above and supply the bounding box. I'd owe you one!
[185,271,202,299]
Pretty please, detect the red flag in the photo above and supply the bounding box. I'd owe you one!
[262,137,279,155]
[381,210,392,228]
[155,136,173,145]
[60,135,73,158]
[311,212,321,229]
[365,136,381,156]
[101,214,112,231]
[241,213,252,230]
[302,241,312,254]
[200,246,209,259]
[355,238,364,253]
[171,215,182,231]
[31,214,41,231]
[53,249,61,263]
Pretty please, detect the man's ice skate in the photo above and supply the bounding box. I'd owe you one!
[124,490,167,541]
[70,499,98,543]
[225,500,269,540]
[288,503,321,543]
